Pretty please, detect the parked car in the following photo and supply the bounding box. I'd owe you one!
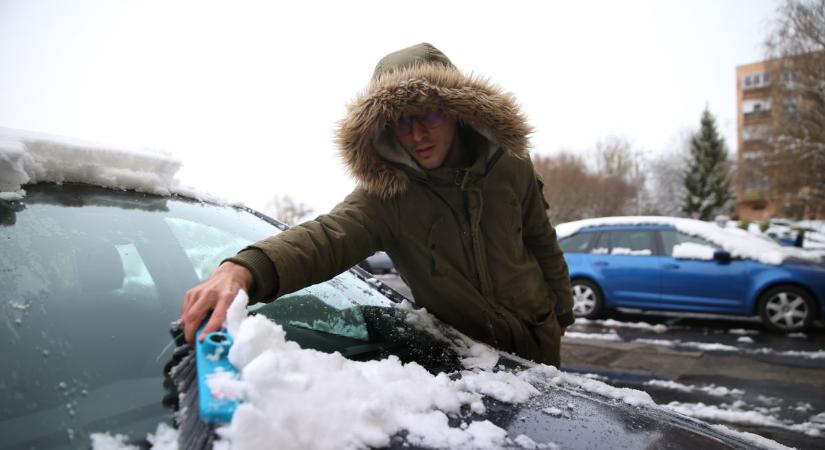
[358,251,396,274]
[1,131,765,449]
[556,217,825,332]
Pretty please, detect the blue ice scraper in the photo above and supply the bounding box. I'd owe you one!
[194,324,241,423]
[165,321,241,449]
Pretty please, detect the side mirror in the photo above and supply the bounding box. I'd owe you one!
[713,250,732,264]
[794,230,805,248]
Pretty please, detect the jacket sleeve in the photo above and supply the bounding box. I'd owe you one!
[520,163,575,328]
[228,188,393,303]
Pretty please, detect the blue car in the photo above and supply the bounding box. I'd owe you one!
[556,217,825,332]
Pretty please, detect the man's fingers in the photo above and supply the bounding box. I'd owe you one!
[182,288,212,344]
[182,302,205,344]
[199,302,228,342]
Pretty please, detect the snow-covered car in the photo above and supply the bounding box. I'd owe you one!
[556,217,825,332]
[358,250,396,274]
[1,129,773,449]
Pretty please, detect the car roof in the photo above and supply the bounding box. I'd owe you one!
[574,224,675,232]
[0,126,225,205]
[556,216,822,266]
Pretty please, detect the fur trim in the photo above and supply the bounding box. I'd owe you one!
[336,63,534,200]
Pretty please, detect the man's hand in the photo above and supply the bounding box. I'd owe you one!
[560,326,567,336]
[181,261,254,344]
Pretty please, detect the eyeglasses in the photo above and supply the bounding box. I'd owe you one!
[391,111,445,137]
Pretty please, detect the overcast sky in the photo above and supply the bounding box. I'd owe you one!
[0,0,780,213]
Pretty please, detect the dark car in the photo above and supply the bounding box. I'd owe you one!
[557,217,825,332]
[1,132,769,449]
[358,251,396,275]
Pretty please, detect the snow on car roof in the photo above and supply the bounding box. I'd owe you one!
[0,126,221,203]
[555,216,820,265]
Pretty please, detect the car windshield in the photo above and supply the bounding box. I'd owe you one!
[0,183,414,449]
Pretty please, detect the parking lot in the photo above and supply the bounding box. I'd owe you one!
[376,274,825,450]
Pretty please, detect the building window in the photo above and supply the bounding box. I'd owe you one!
[743,71,772,90]
[743,124,770,141]
[743,98,771,115]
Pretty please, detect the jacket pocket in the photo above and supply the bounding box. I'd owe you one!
[525,307,553,327]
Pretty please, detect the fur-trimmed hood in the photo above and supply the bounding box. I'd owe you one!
[336,43,534,200]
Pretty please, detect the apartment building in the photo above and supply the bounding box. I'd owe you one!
[735,54,821,221]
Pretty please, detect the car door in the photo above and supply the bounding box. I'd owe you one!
[589,228,663,307]
[657,229,749,313]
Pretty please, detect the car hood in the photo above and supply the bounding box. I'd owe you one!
[484,376,753,449]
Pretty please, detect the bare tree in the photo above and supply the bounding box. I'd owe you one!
[594,136,646,214]
[764,0,825,218]
[644,138,690,217]
[263,195,315,226]
[533,152,638,223]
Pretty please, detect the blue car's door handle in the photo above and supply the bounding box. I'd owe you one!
[594,261,608,267]
[663,263,680,269]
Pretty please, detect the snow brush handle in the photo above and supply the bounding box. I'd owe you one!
[194,323,241,423]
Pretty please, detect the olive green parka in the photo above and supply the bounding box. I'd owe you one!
[229,43,574,365]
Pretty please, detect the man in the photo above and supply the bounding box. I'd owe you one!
[181,43,574,366]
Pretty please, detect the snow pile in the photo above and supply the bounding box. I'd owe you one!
[185,293,665,450]
[0,127,179,198]
[214,294,574,450]
[644,379,744,397]
[729,328,760,336]
[666,401,786,428]
[754,219,825,250]
[555,216,822,264]
[711,425,795,450]
[668,401,825,439]
[634,337,825,360]
[0,127,222,203]
[573,318,668,333]
[672,242,716,260]
[564,331,622,341]
[610,248,652,256]
[91,423,177,450]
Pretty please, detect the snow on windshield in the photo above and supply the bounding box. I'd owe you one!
[0,127,220,202]
[555,216,821,265]
[202,292,537,449]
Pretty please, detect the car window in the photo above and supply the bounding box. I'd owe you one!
[166,217,261,281]
[559,232,592,253]
[252,272,393,341]
[591,231,610,254]
[660,230,718,257]
[598,230,655,256]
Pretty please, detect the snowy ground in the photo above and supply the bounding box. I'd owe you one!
[564,310,825,450]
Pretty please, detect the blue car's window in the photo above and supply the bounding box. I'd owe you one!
[660,230,717,257]
[591,231,610,254]
[595,230,655,256]
[559,232,593,253]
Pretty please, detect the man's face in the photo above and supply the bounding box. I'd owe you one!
[392,111,458,170]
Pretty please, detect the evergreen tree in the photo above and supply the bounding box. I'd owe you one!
[682,108,733,220]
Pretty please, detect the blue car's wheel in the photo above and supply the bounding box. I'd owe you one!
[572,279,604,319]
[758,285,817,333]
